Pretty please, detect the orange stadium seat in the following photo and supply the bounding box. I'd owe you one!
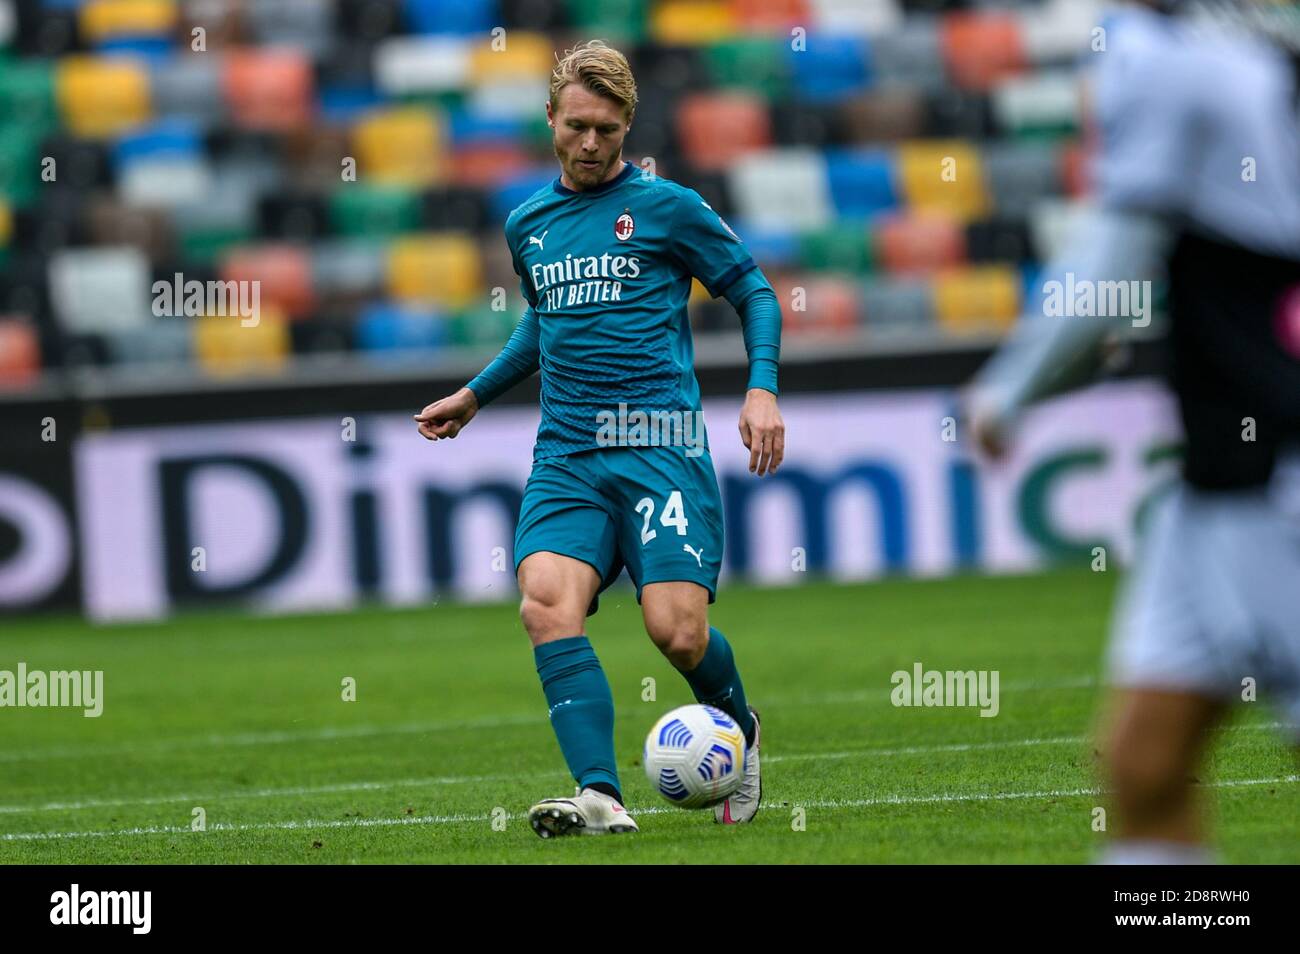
[940,13,1027,92]
[875,212,966,276]
[771,274,860,337]
[55,56,151,137]
[677,93,771,172]
[728,0,809,31]
[219,245,316,320]
[0,319,41,387]
[932,264,1020,335]
[449,143,532,189]
[222,49,314,131]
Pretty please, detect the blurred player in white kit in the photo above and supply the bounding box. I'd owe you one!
[966,0,1300,863]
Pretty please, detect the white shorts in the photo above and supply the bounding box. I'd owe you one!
[1108,468,1300,742]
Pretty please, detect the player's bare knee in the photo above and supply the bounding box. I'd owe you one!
[646,616,707,669]
[519,590,582,643]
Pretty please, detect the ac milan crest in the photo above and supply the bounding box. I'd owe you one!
[614,210,635,241]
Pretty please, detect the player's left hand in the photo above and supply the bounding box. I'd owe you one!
[739,388,784,476]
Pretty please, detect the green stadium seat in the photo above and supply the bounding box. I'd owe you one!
[329,184,423,238]
[0,123,44,208]
[452,301,518,348]
[0,59,57,129]
[569,0,650,41]
[704,36,789,99]
[798,222,874,274]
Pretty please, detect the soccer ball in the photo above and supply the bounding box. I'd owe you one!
[643,704,746,809]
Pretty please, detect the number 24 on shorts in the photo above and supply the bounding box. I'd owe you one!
[635,491,689,545]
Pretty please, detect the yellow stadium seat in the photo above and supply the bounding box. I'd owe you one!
[352,107,445,187]
[651,1,736,45]
[897,141,989,221]
[386,234,483,309]
[468,32,554,84]
[933,265,1020,335]
[56,57,151,138]
[80,0,178,42]
[194,306,289,376]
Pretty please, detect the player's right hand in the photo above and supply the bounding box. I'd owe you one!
[961,388,1010,460]
[414,387,479,441]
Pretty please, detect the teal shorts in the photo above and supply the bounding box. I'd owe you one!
[514,445,725,615]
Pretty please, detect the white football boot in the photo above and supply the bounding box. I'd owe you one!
[528,786,640,838]
[714,707,761,824]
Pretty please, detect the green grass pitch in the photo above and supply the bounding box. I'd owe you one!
[2,569,1296,864]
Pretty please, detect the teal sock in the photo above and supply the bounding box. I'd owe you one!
[534,636,621,800]
[677,627,755,746]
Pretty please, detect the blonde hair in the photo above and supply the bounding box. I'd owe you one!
[549,39,638,122]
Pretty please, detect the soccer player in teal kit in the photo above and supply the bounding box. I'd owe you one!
[415,40,785,836]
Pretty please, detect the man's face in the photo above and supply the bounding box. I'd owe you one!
[547,83,631,191]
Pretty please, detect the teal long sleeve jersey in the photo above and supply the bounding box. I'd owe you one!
[466,160,782,462]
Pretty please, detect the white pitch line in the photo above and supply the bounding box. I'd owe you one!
[0,676,1100,764]
[2,774,1296,843]
[0,722,1290,818]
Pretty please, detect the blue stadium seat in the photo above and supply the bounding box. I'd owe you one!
[785,34,872,104]
[403,0,498,35]
[724,218,799,270]
[319,86,385,123]
[113,120,202,171]
[824,148,897,220]
[355,302,452,357]
[448,109,523,147]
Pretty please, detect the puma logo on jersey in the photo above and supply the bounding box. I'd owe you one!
[683,544,704,567]
[528,229,549,251]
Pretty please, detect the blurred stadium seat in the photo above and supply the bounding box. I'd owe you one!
[0,0,1107,384]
